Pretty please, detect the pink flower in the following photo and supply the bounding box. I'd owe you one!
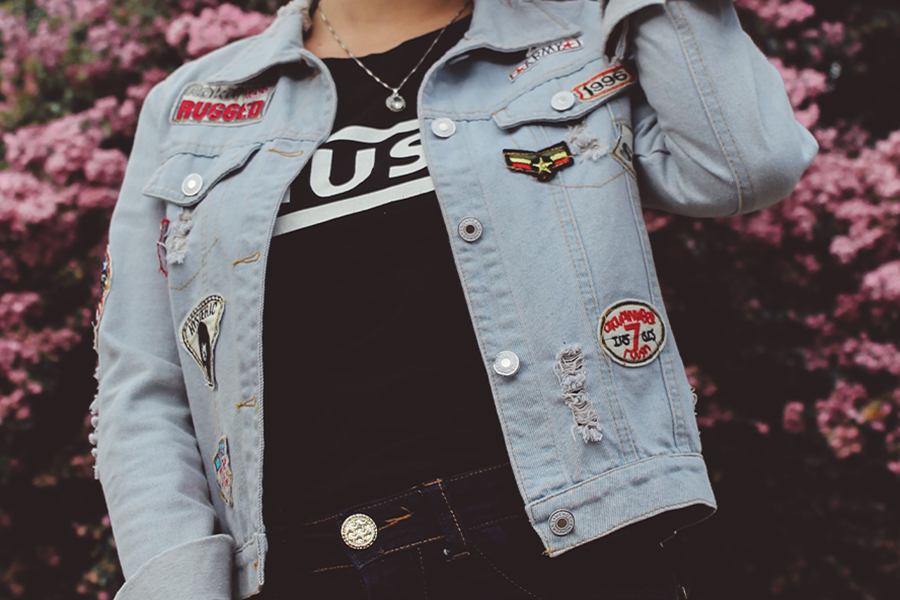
[736,0,816,29]
[783,402,805,433]
[83,149,128,186]
[861,261,900,302]
[166,4,275,58]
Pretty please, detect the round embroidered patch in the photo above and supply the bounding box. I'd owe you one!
[598,299,666,367]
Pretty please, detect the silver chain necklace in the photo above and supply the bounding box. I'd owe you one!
[318,1,471,112]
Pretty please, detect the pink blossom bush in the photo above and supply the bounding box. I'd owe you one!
[0,1,280,597]
[1,0,898,598]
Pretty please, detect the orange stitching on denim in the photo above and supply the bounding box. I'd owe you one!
[472,543,545,599]
[469,514,522,531]
[168,237,218,291]
[377,535,443,556]
[417,547,428,600]
[436,480,466,544]
[445,463,510,483]
[267,148,304,157]
[299,490,420,526]
[231,251,260,266]
[235,396,256,410]
[307,564,353,574]
[379,507,413,531]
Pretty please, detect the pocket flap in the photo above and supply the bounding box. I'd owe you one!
[493,62,636,130]
[142,143,262,206]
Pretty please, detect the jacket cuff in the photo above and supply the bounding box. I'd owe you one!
[600,0,666,62]
[114,534,234,600]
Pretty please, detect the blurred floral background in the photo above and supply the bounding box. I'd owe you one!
[0,0,898,598]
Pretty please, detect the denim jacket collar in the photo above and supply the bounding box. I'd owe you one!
[207,0,581,85]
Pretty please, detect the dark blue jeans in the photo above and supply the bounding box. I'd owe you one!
[262,464,679,599]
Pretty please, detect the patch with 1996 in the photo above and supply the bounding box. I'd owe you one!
[598,299,667,367]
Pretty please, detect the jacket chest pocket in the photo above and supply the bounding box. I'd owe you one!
[142,143,262,289]
[493,60,636,189]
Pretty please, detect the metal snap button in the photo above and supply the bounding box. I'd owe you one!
[181,173,203,196]
[550,91,576,112]
[493,351,520,377]
[458,217,483,242]
[431,118,457,138]
[341,513,378,550]
[549,509,574,536]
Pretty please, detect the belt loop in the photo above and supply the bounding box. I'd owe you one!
[421,479,470,560]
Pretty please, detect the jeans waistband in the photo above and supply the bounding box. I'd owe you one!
[267,463,523,573]
[266,462,667,578]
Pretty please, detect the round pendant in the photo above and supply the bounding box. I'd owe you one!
[386,93,406,112]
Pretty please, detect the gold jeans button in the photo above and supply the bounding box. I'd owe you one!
[341,513,378,550]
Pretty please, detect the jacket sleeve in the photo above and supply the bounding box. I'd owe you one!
[94,82,234,600]
[601,0,818,216]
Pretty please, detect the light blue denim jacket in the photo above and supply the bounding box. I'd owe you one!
[93,0,817,597]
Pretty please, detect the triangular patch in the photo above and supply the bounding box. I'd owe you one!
[180,295,225,388]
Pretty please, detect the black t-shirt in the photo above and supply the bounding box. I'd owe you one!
[262,16,508,524]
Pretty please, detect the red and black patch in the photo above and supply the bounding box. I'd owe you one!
[572,65,636,103]
[503,142,575,182]
[171,79,277,126]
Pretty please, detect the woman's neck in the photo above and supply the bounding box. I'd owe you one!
[304,0,473,58]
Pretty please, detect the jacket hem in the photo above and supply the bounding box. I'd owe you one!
[114,534,233,600]
[525,453,716,555]
[234,532,267,599]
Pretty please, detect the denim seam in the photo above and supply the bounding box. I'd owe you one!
[417,547,428,600]
[445,463,510,483]
[452,119,560,504]
[432,479,467,546]
[495,84,630,129]
[550,167,635,458]
[306,564,353,575]
[159,132,321,159]
[619,149,686,453]
[426,116,528,496]
[298,490,422,527]
[472,543,544,599]
[167,237,218,291]
[670,0,755,214]
[376,535,444,557]
[593,103,637,461]
[530,452,704,507]
[545,169,625,190]
[469,514,523,531]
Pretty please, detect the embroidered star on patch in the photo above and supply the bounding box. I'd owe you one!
[503,142,575,182]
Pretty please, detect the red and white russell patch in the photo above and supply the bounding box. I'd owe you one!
[598,299,667,367]
[572,65,636,103]
[171,81,276,125]
[509,37,583,82]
